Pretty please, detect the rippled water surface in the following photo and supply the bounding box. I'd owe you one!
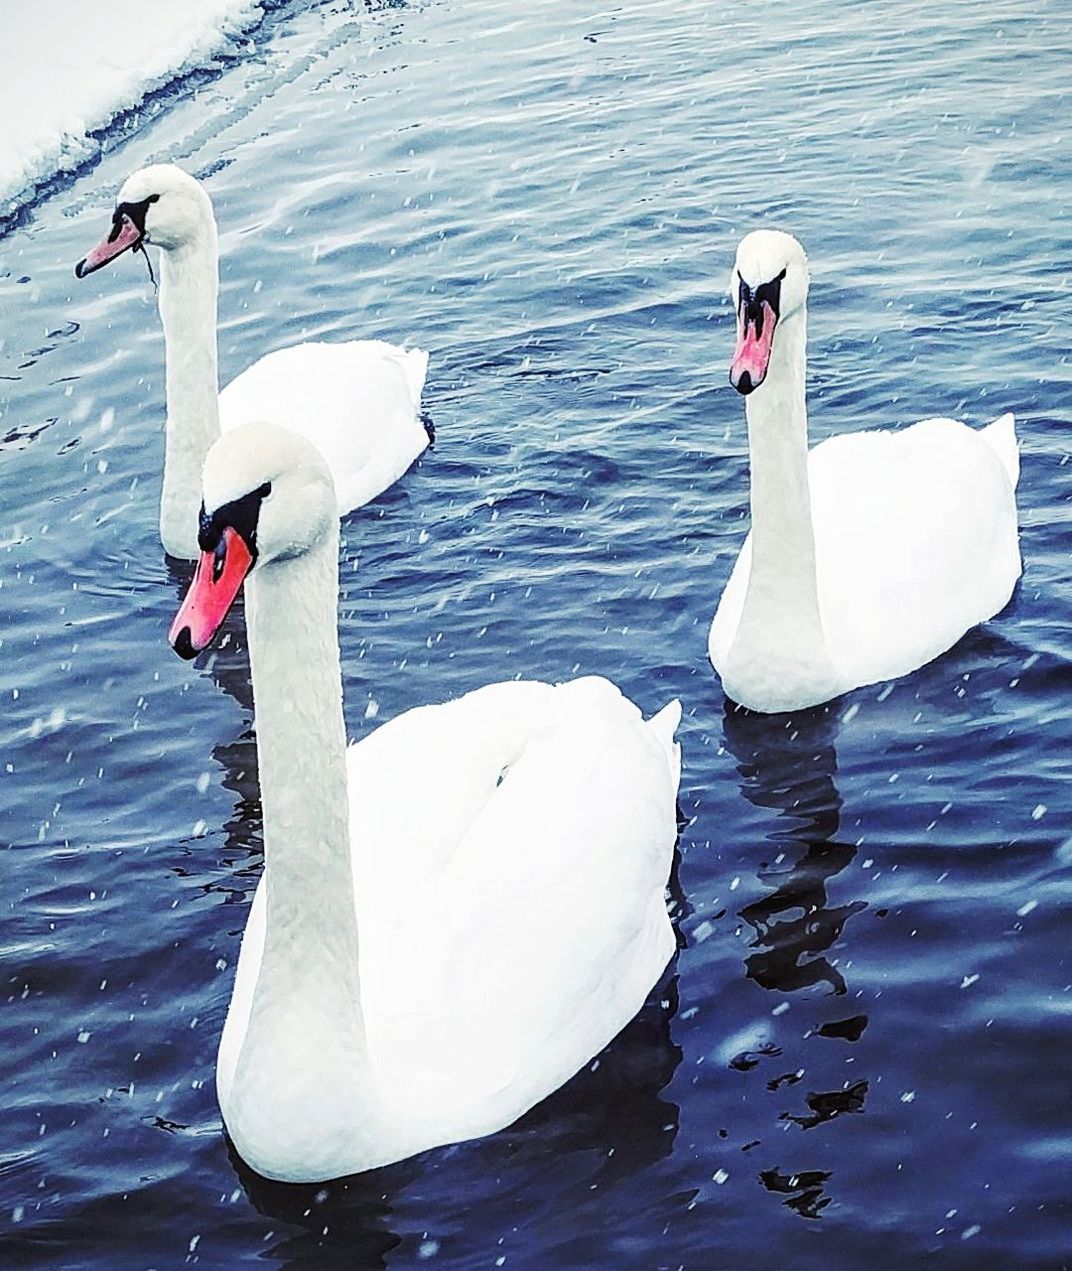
[2,1,1070,1266]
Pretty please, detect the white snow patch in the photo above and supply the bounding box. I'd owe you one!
[0,1,272,219]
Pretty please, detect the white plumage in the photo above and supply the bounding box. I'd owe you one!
[76,165,428,559]
[709,230,1021,713]
[173,422,681,1183]
[219,338,428,514]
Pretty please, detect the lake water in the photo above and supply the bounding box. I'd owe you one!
[1,0,1070,1266]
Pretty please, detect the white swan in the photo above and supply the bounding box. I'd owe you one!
[168,421,682,1183]
[708,229,1021,714]
[75,165,429,560]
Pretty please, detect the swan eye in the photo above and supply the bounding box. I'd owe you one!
[212,534,228,583]
[111,192,160,239]
[198,483,270,556]
[777,268,787,282]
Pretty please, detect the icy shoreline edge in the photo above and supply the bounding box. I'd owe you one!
[1,0,286,227]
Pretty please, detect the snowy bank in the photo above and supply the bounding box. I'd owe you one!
[1,0,282,221]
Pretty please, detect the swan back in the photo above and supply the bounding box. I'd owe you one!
[807,415,1021,686]
[217,674,682,1174]
[218,341,430,514]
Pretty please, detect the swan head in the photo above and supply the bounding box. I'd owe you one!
[729,230,809,395]
[169,423,337,660]
[74,164,214,278]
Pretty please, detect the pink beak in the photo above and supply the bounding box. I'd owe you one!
[730,299,778,394]
[74,213,143,278]
[170,528,255,660]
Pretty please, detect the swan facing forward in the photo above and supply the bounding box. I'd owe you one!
[168,422,681,1183]
[708,230,1021,714]
[75,165,429,560]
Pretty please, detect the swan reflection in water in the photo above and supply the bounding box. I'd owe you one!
[164,559,263,901]
[721,700,869,1221]
[232,977,684,1267]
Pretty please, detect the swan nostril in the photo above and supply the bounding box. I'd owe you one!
[172,626,198,661]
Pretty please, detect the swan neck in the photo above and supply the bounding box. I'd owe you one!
[740,308,824,629]
[244,526,367,1043]
[224,524,380,1178]
[157,232,221,558]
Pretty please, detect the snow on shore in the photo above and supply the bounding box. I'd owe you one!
[1,0,278,220]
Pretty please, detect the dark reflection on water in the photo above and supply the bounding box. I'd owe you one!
[167,558,264,850]
[758,1166,833,1222]
[780,1079,869,1132]
[722,702,867,1009]
[721,702,871,1226]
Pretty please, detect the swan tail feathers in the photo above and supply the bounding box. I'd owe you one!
[981,411,1019,489]
[401,346,430,407]
[648,699,682,793]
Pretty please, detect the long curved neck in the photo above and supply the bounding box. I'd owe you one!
[157,228,221,558]
[243,526,365,1038]
[732,305,827,655]
[227,523,380,1177]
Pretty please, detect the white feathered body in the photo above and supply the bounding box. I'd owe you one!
[219,339,429,514]
[87,166,433,558]
[710,413,1021,711]
[217,676,681,1180]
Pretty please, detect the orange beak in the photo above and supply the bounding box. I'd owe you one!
[729,299,778,395]
[74,213,143,278]
[169,528,254,660]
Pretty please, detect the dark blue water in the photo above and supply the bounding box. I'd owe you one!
[2,1,1070,1266]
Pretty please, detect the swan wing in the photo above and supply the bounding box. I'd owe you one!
[350,677,680,1145]
[807,415,1021,683]
[221,679,680,1154]
[219,340,429,513]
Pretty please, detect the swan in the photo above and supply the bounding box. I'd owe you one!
[708,229,1021,714]
[74,165,429,560]
[167,421,682,1183]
